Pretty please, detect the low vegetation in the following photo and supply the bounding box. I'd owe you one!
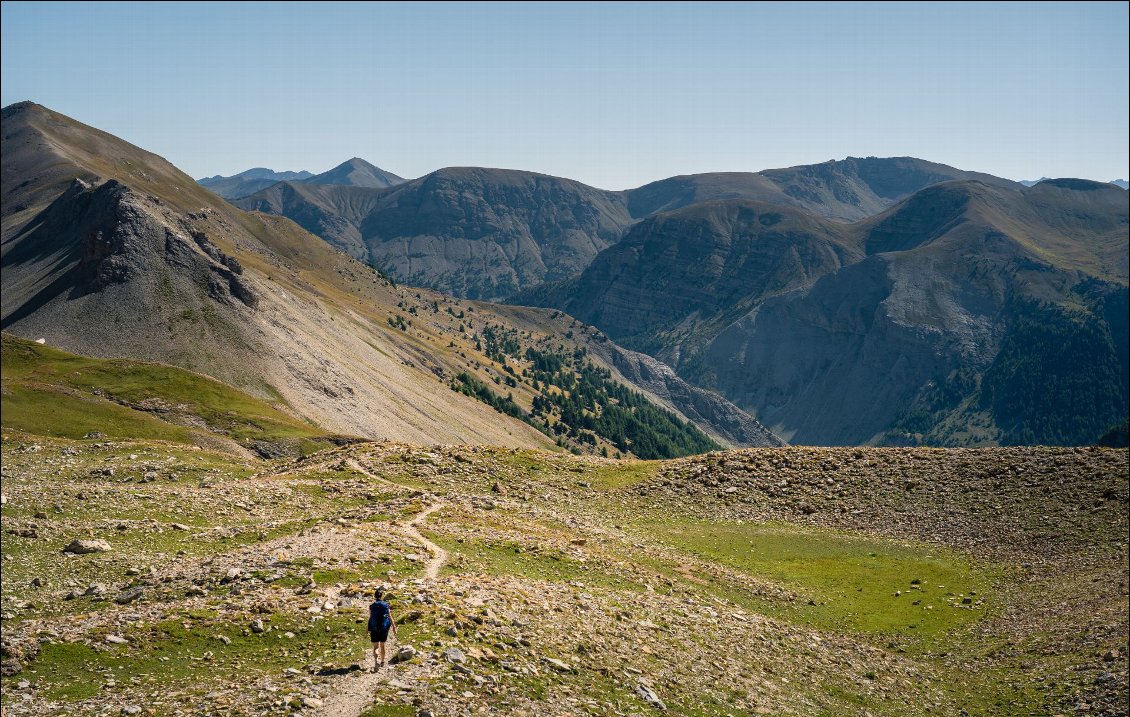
[1,333,342,455]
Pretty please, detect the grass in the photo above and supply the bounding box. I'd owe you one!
[1,333,337,449]
[431,533,639,588]
[28,611,362,704]
[0,383,194,443]
[589,459,659,489]
[635,517,994,640]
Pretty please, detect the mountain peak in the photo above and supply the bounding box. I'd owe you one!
[303,157,406,188]
[1,100,41,117]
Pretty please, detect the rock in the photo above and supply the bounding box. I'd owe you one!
[63,539,111,554]
[390,645,417,664]
[544,657,573,673]
[301,697,323,708]
[115,587,144,604]
[250,619,266,633]
[172,523,191,531]
[1102,648,1119,662]
[121,707,142,716]
[443,647,467,663]
[418,711,435,717]
[636,682,667,710]
[105,635,129,645]
[491,480,506,495]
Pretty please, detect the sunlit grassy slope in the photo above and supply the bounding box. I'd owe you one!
[1,333,339,453]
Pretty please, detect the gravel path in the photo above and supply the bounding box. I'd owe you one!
[314,496,447,717]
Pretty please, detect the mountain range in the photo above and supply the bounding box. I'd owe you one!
[228,156,1128,448]
[1021,177,1129,189]
[3,101,1127,450]
[231,156,1014,301]
[198,158,405,199]
[522,180,1128,445]
[2,102,774,458]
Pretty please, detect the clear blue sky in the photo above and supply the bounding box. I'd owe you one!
[2,1,1127,189]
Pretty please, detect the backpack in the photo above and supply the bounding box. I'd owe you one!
[368,601,391,631]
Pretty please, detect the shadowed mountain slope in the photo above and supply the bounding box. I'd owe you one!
[524,179,1129,446]
[237,156,1019,300]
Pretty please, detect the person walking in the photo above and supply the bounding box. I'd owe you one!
[367,587,397,670]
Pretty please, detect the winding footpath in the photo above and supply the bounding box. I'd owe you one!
[315,459,449,717]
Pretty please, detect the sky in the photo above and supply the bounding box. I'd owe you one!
[2,1,1127,190]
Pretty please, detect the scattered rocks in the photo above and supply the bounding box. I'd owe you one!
[543,657,574,673]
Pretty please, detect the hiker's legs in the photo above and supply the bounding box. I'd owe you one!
[371,641,379,668]
[379,640,387,664]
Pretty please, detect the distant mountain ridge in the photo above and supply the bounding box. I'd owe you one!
[236,155,1008,300]
[303,157,405,188]
[235,167,634,299]
[1020,177,1128,190]
[198,167,313,199]
[197,158,404,199]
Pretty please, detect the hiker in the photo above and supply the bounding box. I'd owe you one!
[368,587,397,670]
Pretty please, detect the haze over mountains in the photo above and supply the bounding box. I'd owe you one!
[198,158,405,199]
[525,180,1128,445]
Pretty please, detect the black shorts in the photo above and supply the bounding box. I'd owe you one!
[369,627,390,643]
